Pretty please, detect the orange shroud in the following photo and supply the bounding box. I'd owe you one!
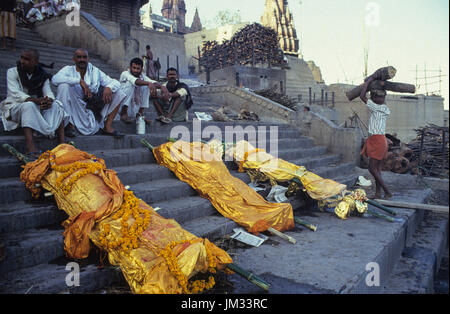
[20,144,232,294]
[152,141,295,234]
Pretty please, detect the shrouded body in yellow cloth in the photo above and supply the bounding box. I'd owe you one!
[19,144,232,294]
[152,141,295,234]
[227,141,370,220]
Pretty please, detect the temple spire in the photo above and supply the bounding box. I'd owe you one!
[190,7,203,32]
[261,0,300,57]
[161,0,187,33]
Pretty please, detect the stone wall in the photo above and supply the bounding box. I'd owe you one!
[80,0,142,26]
[197,66,286,93]
[191,85,295,124]
[285,55,327,100]
[100,19,188,77]
[192,85,363,164]
[299,111,363,166]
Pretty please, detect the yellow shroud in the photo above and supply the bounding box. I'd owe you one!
[228,140,347,201]
[20,144,232,294]
[152,141,295,234]
[226,141,368,219]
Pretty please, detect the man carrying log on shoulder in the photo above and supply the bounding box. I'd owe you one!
[359,76,393,200]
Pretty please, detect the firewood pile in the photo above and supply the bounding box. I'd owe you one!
[199,23,284,71]
[383,125,449,178]
[254,87,298,111]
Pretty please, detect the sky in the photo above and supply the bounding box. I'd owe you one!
[145,0,449,109]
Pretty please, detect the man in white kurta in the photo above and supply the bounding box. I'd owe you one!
[119,57,159,125]
[52,48,126,137]
[0,49,66,154]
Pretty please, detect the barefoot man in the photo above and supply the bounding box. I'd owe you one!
[360,77,393,199]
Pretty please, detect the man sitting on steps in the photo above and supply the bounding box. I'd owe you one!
[0,49,66,156]
[119,57,165,125]
[52,48,126,138]
[152,67,193,124]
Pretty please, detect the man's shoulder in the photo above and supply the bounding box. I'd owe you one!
[7,67,17,74]
[56,65,75,73]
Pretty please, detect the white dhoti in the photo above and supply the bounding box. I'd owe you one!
[120,81,150,118]
[26,8,44,23]
[56,83,126,135]
[1,100,65,137]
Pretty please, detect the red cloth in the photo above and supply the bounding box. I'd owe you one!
[361,135,388,161]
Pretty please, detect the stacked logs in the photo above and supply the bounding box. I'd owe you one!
[254,87,297,111]
[407,125,449,177]
[382,135,414,174]
[382,126,449,178]
[199,23,284,71]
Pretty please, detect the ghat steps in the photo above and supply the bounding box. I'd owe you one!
[0,25,444,295]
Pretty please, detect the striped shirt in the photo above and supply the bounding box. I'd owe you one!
[366,99,390,135]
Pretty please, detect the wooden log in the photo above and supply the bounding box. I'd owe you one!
[373,199,449,214]
[364,66,397,82]
[346,80,416,101]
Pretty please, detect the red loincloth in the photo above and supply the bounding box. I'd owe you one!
[361,134,388,161]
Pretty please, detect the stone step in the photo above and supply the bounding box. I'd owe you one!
[0,228,64,274]
[277,146,327,161]
[114,163,175,186]
[226,188,434,294]
[0,262,122,294]
[0,177,34,204]
[131,178,197,205]
[0,141,346,204]
[382,211,449,293]
[290,154,341,171]
[0,118,295,136]
[0,133,166,157]
[0,41,114,65]
[0,137,315,179]
[0,154,351,233]
[0,50,114,69]
[0,201,66,235]
[315,162,355,180]
[182,214,239,241]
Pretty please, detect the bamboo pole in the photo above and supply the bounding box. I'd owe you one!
[141,139,154,151]
[2,143,32,165]
[366,199,398,216]
[294,216,317,232]
[225,263,270,291]
[373,199,448,214]
[268,227,296,244]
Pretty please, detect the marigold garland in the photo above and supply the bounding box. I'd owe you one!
[158,240,217,294]
[49,153,104,195]
[98,190,151,254]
